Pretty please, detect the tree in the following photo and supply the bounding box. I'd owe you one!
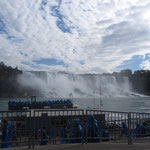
[120,69,132,77]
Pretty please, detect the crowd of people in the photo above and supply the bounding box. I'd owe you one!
[36,117,150,145]
[36,115,110,145]
[1,115,150,148]
[133,121,150,138]
[8,99,73,110]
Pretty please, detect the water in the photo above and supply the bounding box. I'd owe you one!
[0,96,150,113]
[18,71,132,98]
[75,97,150,113]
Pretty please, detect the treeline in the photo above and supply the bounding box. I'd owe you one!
[0,62,22,97]
[0,61,22,77]
[104,69,150,95]
[121,69,150,95]
[0,62,150,97]
[0,62,42,98]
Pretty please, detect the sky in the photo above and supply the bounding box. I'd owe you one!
[0,0,150,73]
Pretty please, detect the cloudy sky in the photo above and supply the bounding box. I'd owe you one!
[0,0,150,73]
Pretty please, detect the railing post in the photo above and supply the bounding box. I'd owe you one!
[32,110,35,148]
[28,111,31,149]
[128,112,132,145]
[114,120,117,142]
[85,110,88,144]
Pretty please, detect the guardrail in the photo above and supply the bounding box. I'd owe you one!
[0,110,31,148]
[1,109,150,148]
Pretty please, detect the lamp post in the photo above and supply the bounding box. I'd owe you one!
[70,93,74,105]
[93,90,95,109]
[99,76,103,110]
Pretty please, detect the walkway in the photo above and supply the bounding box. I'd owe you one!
[5,142,150,150]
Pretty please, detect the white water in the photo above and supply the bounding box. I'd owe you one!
[0,71,149,112]
[17,71,140,98]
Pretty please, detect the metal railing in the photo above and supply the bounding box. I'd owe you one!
[86,110,129,142]
[32,109,84,148]
[0,110,31,148]
[1,109,150,148]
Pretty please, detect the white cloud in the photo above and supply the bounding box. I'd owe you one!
[140,60,150,70]
[140,54,150,70]
[0,0,150,73]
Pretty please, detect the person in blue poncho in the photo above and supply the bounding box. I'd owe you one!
[101,126,110,142]
[122,122,128,137]
[1,119,11,148]
[133,124,141,138]
[71,118,82,143]
[87,115,100,143]
[60,118,71,143]
[60,122,68,143]
[40,127,48,145]
[140,122,149,137]
[11,123,18,146]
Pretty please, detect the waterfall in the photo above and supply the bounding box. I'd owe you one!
[17,71,134,98]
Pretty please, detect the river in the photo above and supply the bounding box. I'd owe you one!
[0,96,150,113]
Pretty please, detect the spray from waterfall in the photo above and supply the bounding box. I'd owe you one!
[17,71,136,98]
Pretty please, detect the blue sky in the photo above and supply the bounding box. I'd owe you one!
[117,54,150,71]
[0,0,150,73]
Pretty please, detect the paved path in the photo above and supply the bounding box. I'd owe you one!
[5,142,150,150]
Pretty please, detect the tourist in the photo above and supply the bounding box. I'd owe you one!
[122,122,128,137]
[101,126,110,142]
[11,122,18,146]
[1,119,11,148]
[71,118,82,143]
[133,124,140,138]
[60,123,68,143]
[87,115,100,143]
[40,127,48,145]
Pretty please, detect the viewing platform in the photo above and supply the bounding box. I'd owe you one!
[1,108,150,149]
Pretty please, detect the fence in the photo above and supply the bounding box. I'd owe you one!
[1,109,150,148]
[0,110,31,148]
[32,109,84,148]
[86,110,129,143]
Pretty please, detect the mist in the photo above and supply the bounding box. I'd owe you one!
[16,71,140,98]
